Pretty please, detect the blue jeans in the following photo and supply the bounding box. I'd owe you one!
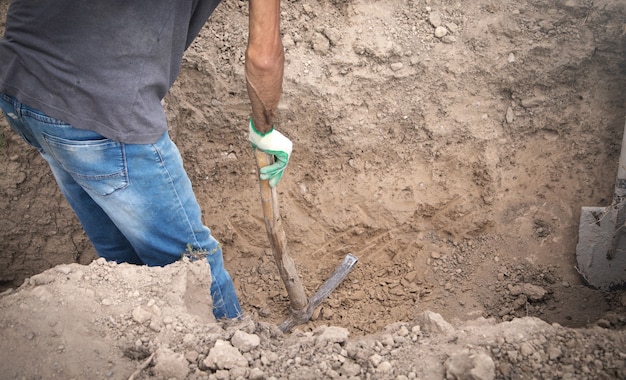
[0,93,242,319]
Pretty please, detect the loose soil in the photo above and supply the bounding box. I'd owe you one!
[1,0,625,379]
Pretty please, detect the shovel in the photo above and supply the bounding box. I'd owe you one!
[576,119,626,291]
[255,149,358,332]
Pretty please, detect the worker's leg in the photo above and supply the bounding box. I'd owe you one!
[47,160,145,265]
[0,93,242,319]
[0,93,142,264]
[109,131,242,319]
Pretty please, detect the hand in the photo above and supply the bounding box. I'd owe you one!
[249,119,292,187]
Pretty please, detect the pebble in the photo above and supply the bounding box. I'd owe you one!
[131,306,152,324]
[249,368,266,380]
[508,53,516,63]
[390,62,404,71]
[596,319,611,328]
[312,32,330,55]
[428,11,442,27]
[505,107,515,124]
[340,362,362,377]
[547,345,562,360]
[519,341,534,357]
[377,361,393,373]
[434,26,448,38]
[185,350,198,363]
[520,96,547,108]
[446,22,459,33]
[101,298,113,306]
[507,283,547,301]
[369,353,383,367]
[379,334,395,347]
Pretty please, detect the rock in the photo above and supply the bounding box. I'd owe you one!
[519,341,534,357]
[182,333,196,347]
[314,325,350,344]
[397,325,410,337]
[369,353,383,367]
[260,351,279,366]
[249,367,266,380]
[153,346,190,380]
[429,11,443,27]
[377,361,393,374]
[352,38,396,59]
[283,33,295,49]
[444,348,495,380]
[505,106,515,124]
[547,344,562,360]
[378,334,395,347]
[520,96,547,108]
[508,53,516,63]
[446,22,459,33]
[596,319,611,328]
[312,32,330,55]
[339,361,362,377]
[322,27,341,46]
[507,283,547,301]
[230,367,249,379]
[185,350,199,363]
[203,339,248,370]
[417,311,455,334]
[522,284,547,301]
[101,298,113,306]
[435,26,448,38]
[131,306,152,324]
[390,62,404,71]
[214,369,229,380]
[231,330,260,353]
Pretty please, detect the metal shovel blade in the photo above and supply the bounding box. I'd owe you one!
[279,253,358,332]
[576,119,626,291]
[576,205,626,291]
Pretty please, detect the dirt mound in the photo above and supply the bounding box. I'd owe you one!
[1,260,624,379]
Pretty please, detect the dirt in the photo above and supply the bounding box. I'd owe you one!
[1,0,626,379]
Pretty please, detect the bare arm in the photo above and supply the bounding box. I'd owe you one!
[245,0,284,134]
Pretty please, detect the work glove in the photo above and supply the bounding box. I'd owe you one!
[249,119,293,187]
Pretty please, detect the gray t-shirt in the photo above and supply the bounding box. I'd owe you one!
[0,0,221,144]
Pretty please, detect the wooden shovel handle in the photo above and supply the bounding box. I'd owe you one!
[615,120,626,201]
[255,150,309,313]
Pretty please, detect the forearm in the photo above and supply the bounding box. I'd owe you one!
[245,0,284,134]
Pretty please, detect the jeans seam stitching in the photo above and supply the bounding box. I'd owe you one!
[152,140,201,248]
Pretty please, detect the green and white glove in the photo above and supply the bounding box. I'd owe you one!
[249,119,293,187]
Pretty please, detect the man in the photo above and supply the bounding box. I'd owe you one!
[0,0,292,320]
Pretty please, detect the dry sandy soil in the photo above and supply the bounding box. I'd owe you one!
[1,0,626,379]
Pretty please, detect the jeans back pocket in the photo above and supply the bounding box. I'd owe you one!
[42,132,129,196]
